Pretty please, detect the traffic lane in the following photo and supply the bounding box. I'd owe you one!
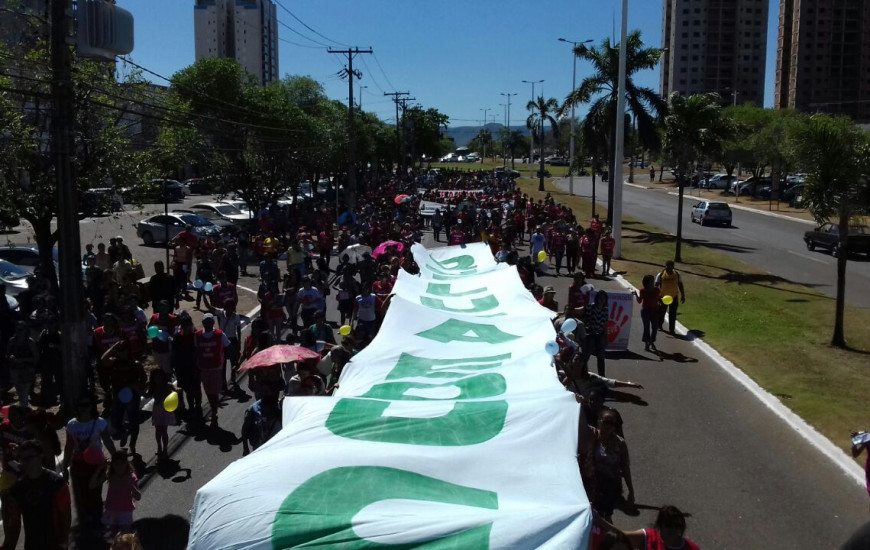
[559,177,870,309]
[531,267,867,548]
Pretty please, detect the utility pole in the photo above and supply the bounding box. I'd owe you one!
[358,84,368,110]
[522,80,543,176]
[559,38,593,196]
[500,92,517,169]
[479,108,490,161]
[398,96,416,176]
[498,103,507,167]
[51,0,87,411]
[384,91,409,175]
[329,47,372,209]
[612,0,628,259]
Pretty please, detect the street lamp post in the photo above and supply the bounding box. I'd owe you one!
[558,38,593,197]
[500,92,517,169]
[522,80,544,176]
[480,107,490,161]
[358,85,368,109]
[613,0,628,259]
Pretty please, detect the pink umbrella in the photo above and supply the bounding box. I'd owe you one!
[372,240,405,258]
[239,345,321,372]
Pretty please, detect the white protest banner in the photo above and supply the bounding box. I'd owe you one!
[188,243,591,549]
[418,200,448,217]
[606,292,635,351]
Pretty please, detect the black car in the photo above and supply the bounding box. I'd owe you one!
[185,178,216,195]
[123,180,184,204]
[803,223,870,257]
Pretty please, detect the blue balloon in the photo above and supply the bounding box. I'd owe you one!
[204,282,214,292]
[193,279,204,289]
[118,387,133,404]
[544,341,560,355]
[561,318,578,333]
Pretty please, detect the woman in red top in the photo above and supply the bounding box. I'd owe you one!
[633,274,661,352]
[580,228,597,278]
[625,505,700,550]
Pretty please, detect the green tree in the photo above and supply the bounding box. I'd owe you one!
[403,106,450,168]
[467,129,493,159]
[664,92,733,261]
[561,31,666,222]
[526,96,560,191]
[795,115,870,348]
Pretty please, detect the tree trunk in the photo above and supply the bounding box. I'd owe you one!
[831,207,849,347]
[538,121,546,192]
[675,168,686,262]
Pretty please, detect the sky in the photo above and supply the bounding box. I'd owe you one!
[118,0,779,128]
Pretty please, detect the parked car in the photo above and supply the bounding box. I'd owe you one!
[690,201,733,227]
[172,209,239,238]
[702,174,738,190]
[123,179,185,204]
[135,212,223,245]
[546,157,569,166]
[494,167,521,178]
[0,244,57,274]
[81,188,123,217]
[466,152,481,162]
[224,200,252,218]
[190,202,250,225]
[0,259,31,296]
[782,184,803,204]
[185,178,216,195]
[803,223,870,257]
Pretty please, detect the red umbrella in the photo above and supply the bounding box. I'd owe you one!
[239,345,321,372]
[394,194,410,204]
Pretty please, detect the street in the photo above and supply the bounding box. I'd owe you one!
[554,176,870,310]
[5,194,870,548]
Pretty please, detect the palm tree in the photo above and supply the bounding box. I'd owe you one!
[527,96,560,191]
[561,31,666,223]
[664,92,733,262]
[796,114,870,348]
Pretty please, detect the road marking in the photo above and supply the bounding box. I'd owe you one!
[787,250,830,265]
[237,284,258,295]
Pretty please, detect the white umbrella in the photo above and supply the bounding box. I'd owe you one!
[340,244,372,263]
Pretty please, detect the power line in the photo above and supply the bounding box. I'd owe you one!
[371,52,396,92]
[274,19,331,48]
[273,0,350,48]
[359,56,385,94]
[278,37,323,50]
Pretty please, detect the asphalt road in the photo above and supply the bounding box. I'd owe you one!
[5,195,870,548]
[555,176,870,310]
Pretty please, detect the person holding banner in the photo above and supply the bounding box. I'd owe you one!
[591,409,634,523]
[581,291,610,377]
[432,209,444,242]
[655,261,686,334]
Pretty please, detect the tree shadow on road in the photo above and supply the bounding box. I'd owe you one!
[625,226,757,254]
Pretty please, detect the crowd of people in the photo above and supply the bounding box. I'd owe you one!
[0,166,698,548]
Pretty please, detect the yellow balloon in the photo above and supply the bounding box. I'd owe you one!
[339,325,352,336]
[537,250,547,263]
[662,295,674,305]
[164,391,179,413]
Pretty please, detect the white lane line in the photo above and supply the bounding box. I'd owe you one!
[236,284,258,295]
[787,250,830,265]
[602,265,865,488]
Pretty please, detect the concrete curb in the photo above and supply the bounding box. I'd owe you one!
[602,264,866,488]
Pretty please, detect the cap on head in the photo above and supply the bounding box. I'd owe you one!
[202,313,215,322]
[543,286,556,294]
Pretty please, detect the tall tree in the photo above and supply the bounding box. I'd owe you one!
[664,93,733,261]
[561,31,666,223]
[796,115,870,348]
[526,96,560,191]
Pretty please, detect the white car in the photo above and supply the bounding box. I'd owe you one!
[190,202,250,225]
[703,174,738,190]
[690,201,733,227]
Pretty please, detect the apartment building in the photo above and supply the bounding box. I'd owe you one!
[775,0,870,122]
[661,0,768,106]
[194,0,278,85]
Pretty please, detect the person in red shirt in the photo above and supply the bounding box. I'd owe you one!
[632,274,661,352]
[550,228,567,276]
[317,231,333,261]
[566,228,580,275]
[449,226,466,246]
[599,227,615,277]
[590,213,603,243]
[581,228,597,278]
[625,505,700,550]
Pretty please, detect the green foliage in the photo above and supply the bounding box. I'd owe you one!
[664,93,733,182]
[403,106,450,164]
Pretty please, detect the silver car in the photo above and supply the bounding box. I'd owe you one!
[690,201,732,227]
[136,212,222,245]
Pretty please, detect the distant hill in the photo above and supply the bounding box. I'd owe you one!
[444,123,530,148]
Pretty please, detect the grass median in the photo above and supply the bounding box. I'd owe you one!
[516,176,870,457]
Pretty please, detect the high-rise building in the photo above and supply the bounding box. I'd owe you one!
[660,0,768,106]
[194,0,278,86]
[775,0,870,122]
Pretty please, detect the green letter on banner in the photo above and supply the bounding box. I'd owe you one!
[362,373,507,401]
[426,282,487,297]
[272,466,498,549]
[420,295,499,314]
[387,353,511,380]
[417,319,520,344]
[326,398,508,446]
